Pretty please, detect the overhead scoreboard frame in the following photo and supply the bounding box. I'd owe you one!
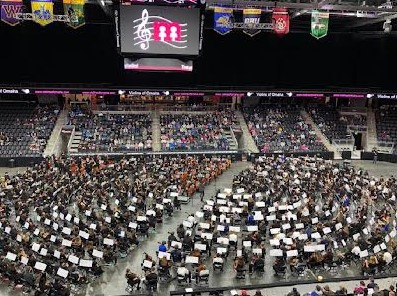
[114,0,204,71]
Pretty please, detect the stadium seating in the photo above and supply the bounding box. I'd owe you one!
[0,103,59,158]
[306,104,351,142]
[160,109,238,151]
[376,105,397,153]
[244,105,326,153]
[69,109,152,152]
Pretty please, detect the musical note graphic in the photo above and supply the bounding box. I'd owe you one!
[132,9,188,51]
[135,9,151,50]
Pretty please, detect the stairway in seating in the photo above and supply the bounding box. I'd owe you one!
[69,131,82,153]
[43,109,67,157]
[224,129,238,150]
[235,110,259,153]
[300,110,342,160]
[366,109,378,151]
[151,109,161,152]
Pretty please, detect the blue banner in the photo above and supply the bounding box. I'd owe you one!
[213,7,233,35]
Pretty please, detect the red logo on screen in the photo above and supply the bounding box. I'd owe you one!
[153,22,182,42]
[133,9,188,51]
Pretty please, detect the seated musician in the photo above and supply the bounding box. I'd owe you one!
[195,262,209,282]
[233,256,245,272]
[273,257,285,272]
[71,236,82,250]
[322,249,333,265]
[141,253,155,272]
[212,253,224,270]
[191,248,201,258]
[307,252,323,269]
[362,255,378,275]
[288,257,299,272]
[158,256,172,275]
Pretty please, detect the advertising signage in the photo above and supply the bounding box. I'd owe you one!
[2,86,397,98]
[246,92,292,97]
[332,93,365,98]
[0,88,20,94]
[367,93,397,99]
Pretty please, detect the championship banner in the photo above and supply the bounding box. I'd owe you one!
[272,7,289,35]
[213,7,233,35]
[63,0,85,29]
[31,0,53,26]
[311,10,329,39]
[243,8,261,37]
[1,0,24,26]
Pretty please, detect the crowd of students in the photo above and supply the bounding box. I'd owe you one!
[244,106,326,153]
[121,154,397,296]
[160,110,238,151]
[0,154,231,295]
[68,109,152,152]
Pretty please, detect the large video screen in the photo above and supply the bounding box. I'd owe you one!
[119,5,201,56]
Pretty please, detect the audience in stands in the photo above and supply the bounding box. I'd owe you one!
[0,154,231,294]
[307,104,350,142]
[244,105,325,153]
[69,108,152,152]
[160,109,237,151]
[0,104,59,157]
[377,105,397,145]
[341,114,367,127]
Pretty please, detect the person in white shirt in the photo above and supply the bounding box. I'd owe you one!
[352,245,361,256]
[187,214,197,226]
[383,251,392,264]
[177,264,191,283]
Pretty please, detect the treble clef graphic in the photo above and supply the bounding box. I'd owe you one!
[136,9,151,50]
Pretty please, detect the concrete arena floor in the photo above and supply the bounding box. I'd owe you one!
[0,159,396,296]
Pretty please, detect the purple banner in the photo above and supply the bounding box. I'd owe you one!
[173,92,205,96]
[214,92,244,97]
[1,0,24,26]
[34,90,71,95]
[332,93,365,98]
[295,93,324,98]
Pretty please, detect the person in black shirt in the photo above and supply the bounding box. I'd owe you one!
[372,148,378,164]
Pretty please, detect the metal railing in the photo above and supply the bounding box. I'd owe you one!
[228,126,239,149]
[332,138,355,151]
[95,104,150,112]
[377,141,395,153]
[347,124,367,132]
[66,125,76,153]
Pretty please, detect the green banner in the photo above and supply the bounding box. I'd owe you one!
[310,10,329,39]
[63,0,84,29]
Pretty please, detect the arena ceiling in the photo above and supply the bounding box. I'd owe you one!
[81,0,397,36]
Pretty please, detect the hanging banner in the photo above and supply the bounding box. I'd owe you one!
[243,8,261,37]
[213,7,233,35]
[63,0,85,29]
[272,7,289,35]
[310,10,329,39]
[31,0,53,26]
[1,0,24,26]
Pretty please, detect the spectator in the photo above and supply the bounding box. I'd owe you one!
[310,285,323,296]
[287,287,301,296]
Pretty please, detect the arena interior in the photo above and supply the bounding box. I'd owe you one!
[2,0,397,295]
